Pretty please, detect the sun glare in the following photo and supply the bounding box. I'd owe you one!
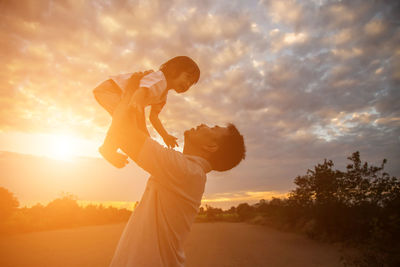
[48,134,79,161]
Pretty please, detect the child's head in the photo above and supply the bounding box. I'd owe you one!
[160,56,200,93]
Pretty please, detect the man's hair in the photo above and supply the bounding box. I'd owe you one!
[159,56,200,84]
[208,124,246,172]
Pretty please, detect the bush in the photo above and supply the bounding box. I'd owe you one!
[0,191,132,235]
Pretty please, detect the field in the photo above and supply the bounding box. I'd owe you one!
[0,222,343,267]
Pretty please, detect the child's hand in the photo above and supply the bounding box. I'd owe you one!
[163,134,178,148]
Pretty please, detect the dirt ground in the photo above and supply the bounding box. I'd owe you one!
[0,222,343,267]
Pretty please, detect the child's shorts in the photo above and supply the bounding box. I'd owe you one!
[93,79,123,116]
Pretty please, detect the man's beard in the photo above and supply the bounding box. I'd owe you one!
[183,129,193,152]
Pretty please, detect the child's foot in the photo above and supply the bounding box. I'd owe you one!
[99,146,129,168]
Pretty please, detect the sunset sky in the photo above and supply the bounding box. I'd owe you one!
[1,0,399,209]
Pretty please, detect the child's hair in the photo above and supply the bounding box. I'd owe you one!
[160,56,200,85]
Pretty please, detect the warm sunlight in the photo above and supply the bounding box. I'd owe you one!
[48,134,79,161]
[0,131,99,159]
[1,1,399,266]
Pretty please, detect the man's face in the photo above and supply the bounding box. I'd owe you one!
[184,124,229,149]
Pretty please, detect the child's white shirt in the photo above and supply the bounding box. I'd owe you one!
[109,70,168,106]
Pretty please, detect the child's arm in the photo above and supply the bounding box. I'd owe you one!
[149,102,178,148]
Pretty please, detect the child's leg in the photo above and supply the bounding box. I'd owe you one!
[99,118,129,168]
[94,79,129,168]
[101,96,140,154]
[93,79,122,116]
[99,97,139,168]
[98,72,145,168]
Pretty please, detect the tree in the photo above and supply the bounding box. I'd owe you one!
[236,203,254,221]
[205,205,223,220]
[45,193,80,227]
[338,151,399,208]
[290,159,342,207]
[227,206,236,213]
[0,187,19,223]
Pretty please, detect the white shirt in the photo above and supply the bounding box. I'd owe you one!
[110,138,211,267]
[110,70,168,106]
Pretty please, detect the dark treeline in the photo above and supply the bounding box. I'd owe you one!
[197,152,400,266]
[0,191,132,235]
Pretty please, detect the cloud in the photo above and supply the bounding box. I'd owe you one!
[202,190,289,209]
[0,0,399,198]
[261,0,303,27]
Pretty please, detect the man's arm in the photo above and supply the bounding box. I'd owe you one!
[128,87,150,137]
[119,122,148,162]
[116,83,197,181]
[116,105,148,162]
[136,107,150,137]
[114,73,150,161]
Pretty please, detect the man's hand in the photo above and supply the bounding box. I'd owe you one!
[125,70,154,94]
[162,134,178,148]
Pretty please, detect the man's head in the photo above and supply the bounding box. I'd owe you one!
[183,123,246,171]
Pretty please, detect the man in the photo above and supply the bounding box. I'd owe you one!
[109,72,246,267]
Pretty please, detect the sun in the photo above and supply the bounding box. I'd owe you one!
[48,134,79,161]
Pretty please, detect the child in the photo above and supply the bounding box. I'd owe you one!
[93,56,200,168]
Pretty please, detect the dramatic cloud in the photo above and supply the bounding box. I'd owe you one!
[1,0,399,205]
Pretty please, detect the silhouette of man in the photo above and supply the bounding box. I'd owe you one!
[109,72,246,267]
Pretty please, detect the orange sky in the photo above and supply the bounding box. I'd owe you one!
[1,0,399,209]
